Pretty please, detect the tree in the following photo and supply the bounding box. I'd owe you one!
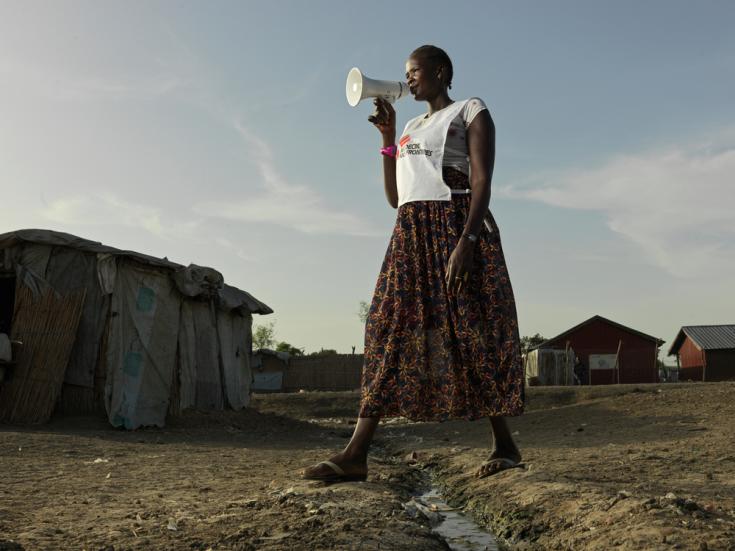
[253,322,276,350]
[358,301,370,324]
[276,341,304,356]
[520,333,546,354]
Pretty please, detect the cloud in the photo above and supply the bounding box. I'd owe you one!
[3,32,379,242]
[212,236,260,263]
[38,193,199,240]
[0,55,181,102]
[151,31,380,237]
[499,134,735,278]
[53,74,181,101]
[35,193,270,266]
[194,119,382,237]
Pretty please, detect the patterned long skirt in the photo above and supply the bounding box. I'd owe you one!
[359,168,524,421]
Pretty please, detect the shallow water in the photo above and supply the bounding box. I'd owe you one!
[415,487,499,551]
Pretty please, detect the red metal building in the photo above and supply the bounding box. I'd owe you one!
[667,325,735,381]
[536,315,664,385]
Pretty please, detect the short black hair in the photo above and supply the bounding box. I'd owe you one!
[410,45,453,89]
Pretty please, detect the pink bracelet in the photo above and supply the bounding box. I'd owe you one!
[380,144,398,158]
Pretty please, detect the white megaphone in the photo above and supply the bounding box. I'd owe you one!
[346,68,409,122]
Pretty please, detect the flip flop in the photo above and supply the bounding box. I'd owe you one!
[476,457,522,479]
[301,460,368,482]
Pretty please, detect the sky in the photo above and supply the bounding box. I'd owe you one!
[1,1,733,360]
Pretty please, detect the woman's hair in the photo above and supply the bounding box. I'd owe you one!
[410,45,453,89]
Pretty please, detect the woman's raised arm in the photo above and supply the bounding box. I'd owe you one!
[371,97,399,209]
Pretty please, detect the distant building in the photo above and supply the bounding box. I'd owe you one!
[533,315,664,385]
[667,325,735,382]
[251,348,290,392]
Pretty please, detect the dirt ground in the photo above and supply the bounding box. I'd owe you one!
[1,382,734,550]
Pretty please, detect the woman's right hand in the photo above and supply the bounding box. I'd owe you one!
[370,97,396,138]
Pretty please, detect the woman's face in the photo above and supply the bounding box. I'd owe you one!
[405,55,441,101]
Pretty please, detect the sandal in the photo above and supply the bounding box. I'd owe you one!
[301,460,368,482]
[476,457,522,479]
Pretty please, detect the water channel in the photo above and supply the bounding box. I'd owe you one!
[406,486,500,551]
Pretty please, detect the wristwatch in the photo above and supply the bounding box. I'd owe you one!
[462,233,478,243]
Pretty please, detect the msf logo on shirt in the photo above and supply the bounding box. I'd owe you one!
[398,135,433,159]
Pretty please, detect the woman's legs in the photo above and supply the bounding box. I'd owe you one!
[343,416,381,460]
[490,416,520,456]
[304,414,520,479]
[476,416,522,478]
[301,416,380,478]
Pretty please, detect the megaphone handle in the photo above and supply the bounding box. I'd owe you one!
[368,104,381,124]
[367,95,394,124]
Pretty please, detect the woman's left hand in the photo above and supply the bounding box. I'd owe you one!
[446,238,475,296]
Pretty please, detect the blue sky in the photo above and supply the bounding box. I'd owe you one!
[1,1,733,359]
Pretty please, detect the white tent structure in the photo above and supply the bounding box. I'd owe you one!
[524,347,576,386]
[0,229,272,429]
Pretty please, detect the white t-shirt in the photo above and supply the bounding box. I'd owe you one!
[403,97,488,176]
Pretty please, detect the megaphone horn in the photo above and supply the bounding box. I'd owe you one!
[345,67,409,107]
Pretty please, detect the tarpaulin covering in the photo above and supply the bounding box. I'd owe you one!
[13,244,54,297]
[105,260,181,429]
[253,372,284,392]
[176,301,198,412]
[0,229,273,315]
[191,300,224,410]
[217,309,252,409]
[45,247,109,388]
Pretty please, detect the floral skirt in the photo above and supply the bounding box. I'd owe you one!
[359,168,524,421]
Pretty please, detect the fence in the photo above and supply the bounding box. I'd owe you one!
[282,354,363,392]
[525,348,576,386]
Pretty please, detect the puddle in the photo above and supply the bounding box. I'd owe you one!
[405,487,499,551]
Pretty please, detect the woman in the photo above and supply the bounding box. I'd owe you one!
[302,45,524,482]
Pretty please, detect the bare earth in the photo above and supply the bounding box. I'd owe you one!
[1,382,734,550]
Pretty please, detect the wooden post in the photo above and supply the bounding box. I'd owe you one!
[702,349,707,382]
[654,342,659,383]
[564,341,570,386]
[613,339,622,385]
[589,352,592,386]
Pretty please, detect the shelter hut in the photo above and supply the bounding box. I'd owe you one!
[251,348,290,392]
[534,315,664,385]
[667,325,735,382]
[0,229,272,428]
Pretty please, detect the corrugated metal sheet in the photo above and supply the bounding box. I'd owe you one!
[682,325,735,351]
